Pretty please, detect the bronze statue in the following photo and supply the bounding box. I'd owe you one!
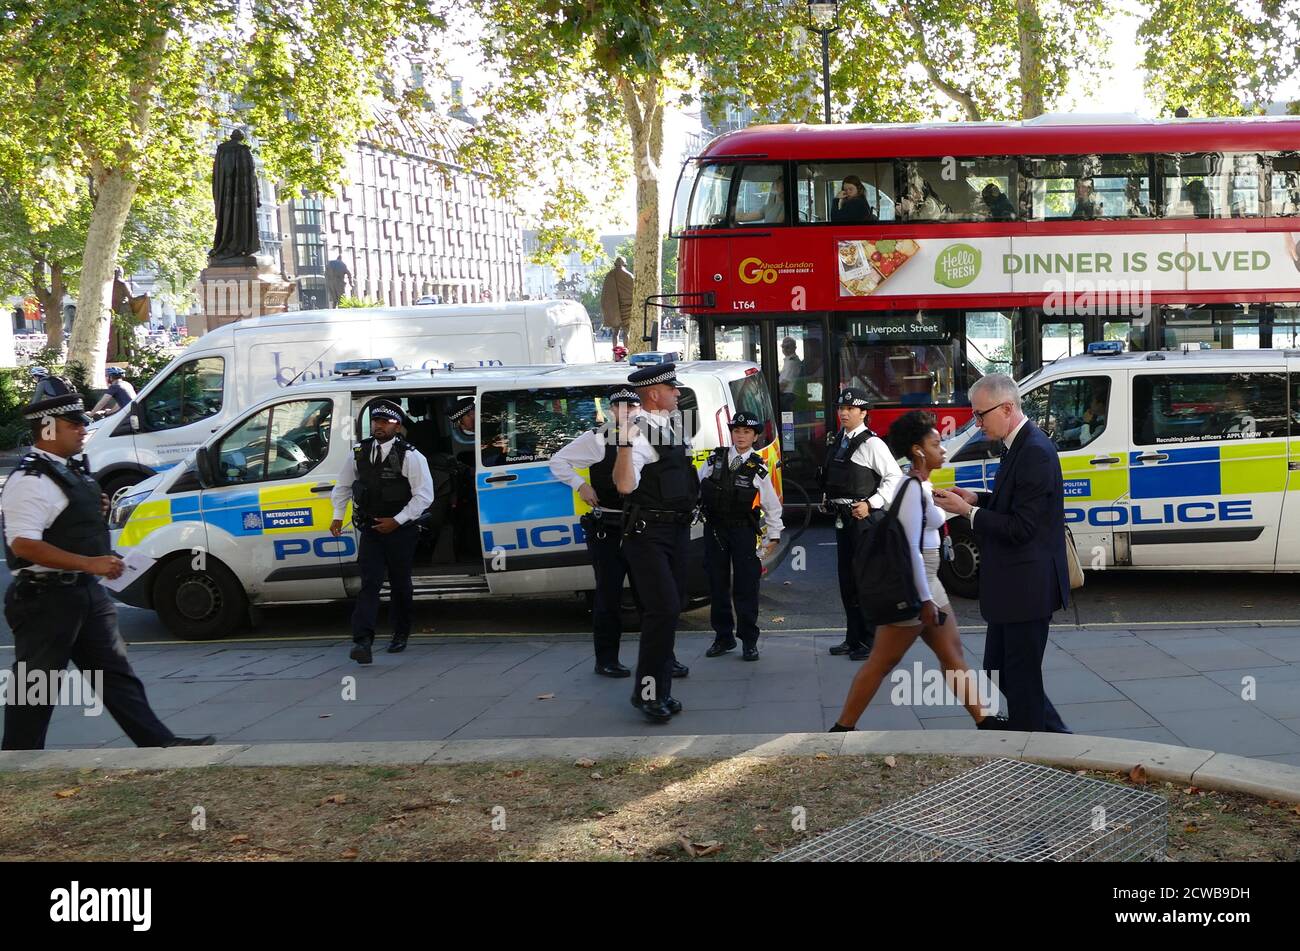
[209,129,261,264]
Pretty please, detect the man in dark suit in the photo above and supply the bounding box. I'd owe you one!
[934,374,1070,733]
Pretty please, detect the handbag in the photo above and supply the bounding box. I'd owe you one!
[1064,524,1085,590]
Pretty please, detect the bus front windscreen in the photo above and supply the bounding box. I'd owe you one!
[672,162,734,233]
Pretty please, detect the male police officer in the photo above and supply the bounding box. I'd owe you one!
[615,363,694,722]
[330,400,434,664]
[821,388,902,661]
[699,412,783,662]
[548,387,643,677]
[1,395,214,750]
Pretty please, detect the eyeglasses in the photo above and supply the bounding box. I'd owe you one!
[972,401,1010,423]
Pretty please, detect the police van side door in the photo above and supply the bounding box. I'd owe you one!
[1278,363,1300,570]
[1128,366,1289,568]
[475,383,606,593]
[199,395,349,601]
[1020,370,1128,567]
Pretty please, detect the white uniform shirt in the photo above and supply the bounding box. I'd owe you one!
[2,448,87,573]
[330,438,434,525]
[622,411,693,489]
[827,423,903,512]
[698,447,784,542]
[548,428,621,514]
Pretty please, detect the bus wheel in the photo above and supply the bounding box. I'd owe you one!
[939,520,980,601]
[153,555,249,641]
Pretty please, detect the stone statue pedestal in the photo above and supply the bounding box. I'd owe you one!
[194,260,293,335]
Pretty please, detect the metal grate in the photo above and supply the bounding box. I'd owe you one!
[771,759,1167,862]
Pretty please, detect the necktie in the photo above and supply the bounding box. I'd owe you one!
[729,453,743,472]
[372,441,381,464]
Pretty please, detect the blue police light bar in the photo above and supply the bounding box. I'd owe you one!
[1086,341,1124,356]
[628,350,682,367]
[333,357,397,376]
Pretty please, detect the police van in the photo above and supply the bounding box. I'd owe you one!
[934,346,1300,599]
[107,360,781,639]
[84,300,596,499]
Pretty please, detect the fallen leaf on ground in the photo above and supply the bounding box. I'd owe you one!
[574,758,596,768]
[503,769,524,778]
[814,752,830,760]
[1184,823,1199,833]
[320,794,348,805]
[53,788,80,799]
[678,835,725,858]
[1129,764,1148,784]
[536,693,555,700]
[883,756,897,768]
[228,834,249,844]
[753,824,767,833]
[318,714,331,719]
[770,617,786,623]
[341,847,359,859]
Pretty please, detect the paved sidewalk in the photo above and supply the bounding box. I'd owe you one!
[14,623,1300,765]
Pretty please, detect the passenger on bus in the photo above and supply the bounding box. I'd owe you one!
[980,182,1016,221]
[1124,179,1151,217]
[898,165,949,220]
[831,175,877,223]
[1182,179,1214,218]
[1071,178,1104,219]
[735,177,785,224]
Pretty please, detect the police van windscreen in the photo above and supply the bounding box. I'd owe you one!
[728,372,775,449]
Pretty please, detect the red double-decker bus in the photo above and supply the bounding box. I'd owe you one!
[669,114,1300,497]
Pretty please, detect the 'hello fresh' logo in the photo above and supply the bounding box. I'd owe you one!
[935,243,981,288]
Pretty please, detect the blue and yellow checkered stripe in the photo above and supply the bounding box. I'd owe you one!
[119,482,336,547]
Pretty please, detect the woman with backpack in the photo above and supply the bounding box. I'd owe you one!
[829,410,1004,731]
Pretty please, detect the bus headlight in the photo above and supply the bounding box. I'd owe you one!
[109,491,152,530]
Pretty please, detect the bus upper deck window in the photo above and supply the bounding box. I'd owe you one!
[1158,152,1262,219]
[1269,152,1300,216]
[899,158,1018,223]
[796,162,894,224]
[734,165,787,226]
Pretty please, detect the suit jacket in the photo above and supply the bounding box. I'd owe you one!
[973,420,1069,623]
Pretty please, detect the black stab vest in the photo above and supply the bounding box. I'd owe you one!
[700,447,764,525]
[587,433,622,510]
[352,438,413,520]
[820,428,881,500]
[626,417,699,513]
[2,452,111,570]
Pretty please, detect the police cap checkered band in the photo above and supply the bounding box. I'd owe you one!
[369,400,403,422]
[728,411,762,429]
[628,362,680,387]
[608,387,641,405]
[24,394,90,424]
[837,388,870,407]
[447,397,475,421]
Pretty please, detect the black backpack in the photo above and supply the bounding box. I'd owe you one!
[851,477,927,625]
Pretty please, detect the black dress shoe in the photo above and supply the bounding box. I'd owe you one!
[742,645,760,662]
[630,697,673,722]
[848,645,871,661]
[828,722,854,733]
[350,641,373,665]
[671,661,689,678]
[164,735,216,747]
[594,662,631,678]
[829,641,854,655]
[386,635,409,654]
[663,696,682,714]
[705,637,737,658]
[977,715,1011,731]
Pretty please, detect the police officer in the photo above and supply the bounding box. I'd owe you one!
[821,388,903,661]
[448,397,508,468]
[548,387,643,678]
[330,400,434,664]
[699,412,783,662]
[615,363,694,722]
[1,395,213,750]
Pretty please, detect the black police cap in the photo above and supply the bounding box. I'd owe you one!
[627,362,680,388]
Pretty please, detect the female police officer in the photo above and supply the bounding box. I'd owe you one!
[699,412,782,662]
[820,388,902,661]
[2,394,213,750]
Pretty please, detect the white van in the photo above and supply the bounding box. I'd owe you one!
[107,360,781,639]
[85,300,596,497]
[935,346,1300,599]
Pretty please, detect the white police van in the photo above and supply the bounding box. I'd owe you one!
[935,345,1300,599]
[108,360,781,638]
[85,300,596,499]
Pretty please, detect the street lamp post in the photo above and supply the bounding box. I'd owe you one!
[807,0,839,124]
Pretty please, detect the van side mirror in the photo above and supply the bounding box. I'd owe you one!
[129,405,140,432]
[194,446,214,487]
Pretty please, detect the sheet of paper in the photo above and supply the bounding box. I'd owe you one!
[101,549,157,593]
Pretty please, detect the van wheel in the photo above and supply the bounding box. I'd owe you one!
[939,520,980,601]
[152,556,249,641]
[100,471,146,502]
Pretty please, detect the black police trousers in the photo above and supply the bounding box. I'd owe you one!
[352,522,420,645]
[2,578,174,751]
[704,521,761,646]
[835,518,876,651]
[622,521,689,705]
[585,517,640,666]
